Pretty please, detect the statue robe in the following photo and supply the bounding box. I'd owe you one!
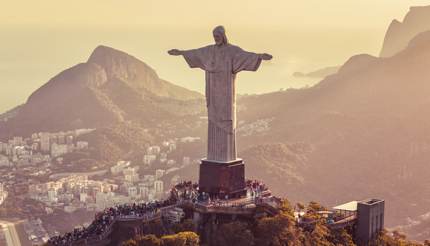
[182,44,262,162]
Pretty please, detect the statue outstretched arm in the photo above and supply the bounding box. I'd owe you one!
[259,53,273,60]
[232,46,274,73]
[168,49,183,56]
[169,46,211,70]
[232,47,273,73]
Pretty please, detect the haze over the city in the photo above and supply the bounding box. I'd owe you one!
[3,1,430,244]
[1,0,429,113]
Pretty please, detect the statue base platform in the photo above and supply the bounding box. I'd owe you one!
[198,158,246,198]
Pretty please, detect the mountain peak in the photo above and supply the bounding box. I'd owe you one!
[88,45,135,63]
[0,45,203,139]
[85,45,202,100]
[388,19,402,29]
[380,5,430,57]
[407,5,430,17]
[338,54,378,75]
[87,45,159,85]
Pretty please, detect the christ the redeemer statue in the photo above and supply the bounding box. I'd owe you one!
[168,26,272,163]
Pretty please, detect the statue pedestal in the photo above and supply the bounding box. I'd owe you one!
[199,158,246,198]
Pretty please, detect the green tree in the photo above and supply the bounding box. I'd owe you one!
[307,201,325,213]
[296,202,305,211]
[254,213,300,246]
[278,199,295,217]
[215,221,254,246]
[161,231,199,246]
[303,223,334,246]
[176,231,199,246]
[135,234,162,246]
[161,234,185,246]
[329,229,355,246]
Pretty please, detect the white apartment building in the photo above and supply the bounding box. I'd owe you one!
[51,143,68,158]
[40,133,50,152]
[154,180,164,194]
[155,169,165,180]
[143,154,157,165]
[147,146,161,155]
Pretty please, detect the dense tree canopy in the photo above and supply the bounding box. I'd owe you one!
[214,221,254,246]
[105,199,430,246]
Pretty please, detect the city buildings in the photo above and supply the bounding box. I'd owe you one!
[111,161,130,175]
[0,183,7,205]
[0,129,90,167]
[0,131,202,242]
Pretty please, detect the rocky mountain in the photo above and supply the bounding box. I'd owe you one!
[243,143,312,197]
[236,30,430,236]
[380,5,430,57]
[0,45,204,140]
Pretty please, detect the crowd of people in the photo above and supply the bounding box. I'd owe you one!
[170,181,199,202]
[172,179,271,208]
[47,200,175,245]
[246,179,269,198]
[47,180,270,245]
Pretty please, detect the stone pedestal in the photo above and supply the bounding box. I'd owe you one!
[198,158,246,198]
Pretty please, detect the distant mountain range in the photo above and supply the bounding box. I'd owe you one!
[237,26,430,238]
[380,5,430,57]
[0,46,204,140]
[293,66,339,79]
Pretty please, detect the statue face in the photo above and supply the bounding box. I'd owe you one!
[213,33,223,46]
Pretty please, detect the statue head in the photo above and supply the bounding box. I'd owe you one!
[213,26,228,46]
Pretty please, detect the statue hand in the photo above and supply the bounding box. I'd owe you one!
[260,53,273,60]
[168,49,182,56]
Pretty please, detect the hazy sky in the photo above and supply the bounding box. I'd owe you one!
[1,0,429,113]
